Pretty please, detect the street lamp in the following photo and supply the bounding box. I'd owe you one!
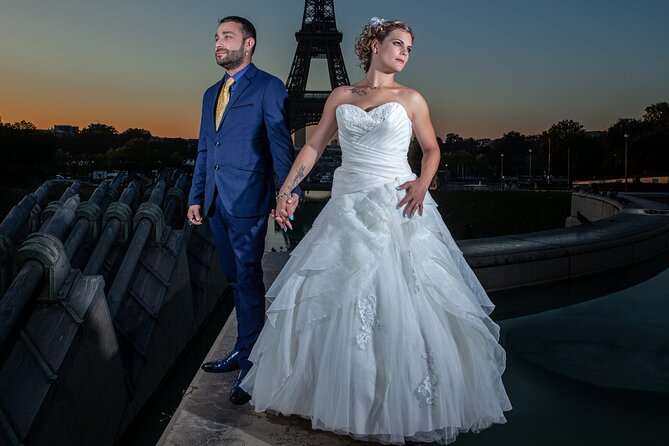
[501,153,505,189]
[567,146,571,190]
[528,148,533,178]
[547,138,551,184]
[624,133,629,192]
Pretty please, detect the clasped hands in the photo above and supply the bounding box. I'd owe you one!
[270,178,428,230]
[272,193,300,231]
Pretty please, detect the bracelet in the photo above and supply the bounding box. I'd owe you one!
[275,192,292,202]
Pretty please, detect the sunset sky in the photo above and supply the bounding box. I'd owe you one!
[1,0,668,139]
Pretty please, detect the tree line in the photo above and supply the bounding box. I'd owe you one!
[0,122,195,181]
[1,101,667,185]
[409,101,669,182]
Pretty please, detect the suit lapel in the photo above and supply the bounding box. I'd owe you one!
[220,64,258,126]
[210,78,223,131]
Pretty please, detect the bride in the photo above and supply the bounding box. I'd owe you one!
[241,17,512,445]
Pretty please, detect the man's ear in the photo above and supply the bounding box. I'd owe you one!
[246,37,256,54]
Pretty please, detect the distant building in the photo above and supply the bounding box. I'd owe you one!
[53,125,79,137]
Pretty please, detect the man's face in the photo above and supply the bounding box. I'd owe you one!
[215,21,246,70]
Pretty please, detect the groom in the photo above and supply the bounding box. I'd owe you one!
[187,16,299,404]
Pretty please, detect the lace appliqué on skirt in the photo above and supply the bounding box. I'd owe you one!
[356,295,379,349]
[417,351,439,405]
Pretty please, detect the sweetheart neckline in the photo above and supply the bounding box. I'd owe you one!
[336,101,411,123]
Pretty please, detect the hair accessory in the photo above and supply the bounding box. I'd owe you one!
[369,17,385,27]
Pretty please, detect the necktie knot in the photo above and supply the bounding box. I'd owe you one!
[224,77,235,91]
[215,77,236,130]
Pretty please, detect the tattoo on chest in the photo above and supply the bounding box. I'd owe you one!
[348,87,369,96]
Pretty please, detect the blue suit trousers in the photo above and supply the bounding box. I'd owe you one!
[209,194,268,370]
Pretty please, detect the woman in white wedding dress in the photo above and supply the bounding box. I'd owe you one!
[241,18,511,445]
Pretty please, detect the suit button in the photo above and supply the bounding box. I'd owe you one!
[215,141,220,147]
[214,165,220,170]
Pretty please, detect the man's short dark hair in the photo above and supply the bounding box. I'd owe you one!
[219,16,257,54]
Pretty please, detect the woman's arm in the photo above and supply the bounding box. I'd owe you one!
[274,87,346,229]
[397,91,441,217]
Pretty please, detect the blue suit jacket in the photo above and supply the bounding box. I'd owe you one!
[188,64,297,217]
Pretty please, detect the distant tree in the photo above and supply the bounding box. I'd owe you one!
[54,149,73,174]
[444,133,464,147]
[106,138,160,170]
[441,133,478,154]
[120,127,152,143]
[11,120,37,130]
[474,153,492,179]
[76,123,119,155]
[491,131,534,177]
[642,102,669,125]
[542,120,602,179]
[634,103,669,175]
[602,119,643,177]
[442,149,476,179]
[81,123,118,135]
[546,119,586,143]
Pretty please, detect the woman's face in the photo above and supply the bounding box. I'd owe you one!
[373,29,413,73]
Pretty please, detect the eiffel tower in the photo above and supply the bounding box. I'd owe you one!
[287,0,350,138]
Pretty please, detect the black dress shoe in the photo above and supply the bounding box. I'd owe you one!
[201,350,240,373]
[229,369,251,405]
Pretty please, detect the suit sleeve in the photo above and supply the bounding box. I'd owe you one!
[188,94,208,206]
[263,77,301,197]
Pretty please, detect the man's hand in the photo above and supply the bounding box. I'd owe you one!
[187,205,204,226]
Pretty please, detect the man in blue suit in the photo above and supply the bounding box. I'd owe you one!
[187,16,299,405]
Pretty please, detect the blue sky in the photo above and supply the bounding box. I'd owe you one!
[1,0,667,138]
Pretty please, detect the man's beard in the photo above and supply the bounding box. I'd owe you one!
[216,44,245,70]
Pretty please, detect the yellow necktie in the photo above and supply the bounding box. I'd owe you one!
[215,77,235,130]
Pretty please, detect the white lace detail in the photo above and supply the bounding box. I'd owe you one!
[417,376,435,405]
[337,103,399,134]
[356,294,379,349]
[417,351,439,405]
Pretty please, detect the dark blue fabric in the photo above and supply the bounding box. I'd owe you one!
[188,63,300,218]
[224,63,251,96]
[209,195,269,369]
[188,64,298,367]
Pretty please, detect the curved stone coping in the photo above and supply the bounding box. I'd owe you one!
[568,191,623,225]
[260,193,669,295]
[460,193,669,291]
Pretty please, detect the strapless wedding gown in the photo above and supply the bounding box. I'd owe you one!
[241,102,511,445]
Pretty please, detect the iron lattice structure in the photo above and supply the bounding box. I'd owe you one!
[286,0,350,133]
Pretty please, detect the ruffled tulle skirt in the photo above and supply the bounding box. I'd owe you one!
[241,177,511,445]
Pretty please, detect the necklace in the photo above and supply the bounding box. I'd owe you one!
[366,75,384,90]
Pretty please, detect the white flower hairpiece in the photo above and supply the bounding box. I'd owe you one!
[369,17,385,27]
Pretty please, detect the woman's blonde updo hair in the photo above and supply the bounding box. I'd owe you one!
[355,18,414,72]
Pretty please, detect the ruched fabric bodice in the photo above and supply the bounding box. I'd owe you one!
[333,102,414,196]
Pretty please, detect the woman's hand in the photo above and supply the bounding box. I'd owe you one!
[271,193,300,230]
[396,178,429,218]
